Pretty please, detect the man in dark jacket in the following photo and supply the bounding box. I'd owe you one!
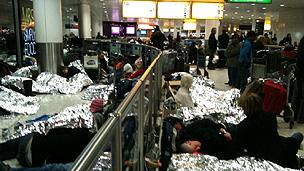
[150,25,166,50]
[207,28,218,69]
[218,30,230,68]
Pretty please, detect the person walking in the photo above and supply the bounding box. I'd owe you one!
[150,25,166,50]
[218,30,230,68]
[207,28,217,70]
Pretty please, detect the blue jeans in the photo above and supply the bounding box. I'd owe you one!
[228,67,238,87]
[11,163,72,171]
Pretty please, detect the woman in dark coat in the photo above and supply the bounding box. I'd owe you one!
[236,80,303,169]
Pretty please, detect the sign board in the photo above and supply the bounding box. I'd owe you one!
[83,55,99,69]
[158,2,191,19]
[123,1,156,18]
[227,0,272,4]
[192,3,224,19]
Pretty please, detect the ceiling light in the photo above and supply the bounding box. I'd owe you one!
[280,4,285,7]
[241,16,244,18]
[247,10,250,13]
[69,8,72,11]
[223,9,226,12]
[234,12,238,14]
[262,7,266,10]
[249,18,252,20]
[251,14,254,17]
[225,14,228,16]
[236,6,239,9]
[263,13,266,15]
[232,17,234,19]
[251,3,255,6]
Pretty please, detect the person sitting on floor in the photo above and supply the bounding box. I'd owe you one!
[174,73,194,107]
[61,65,81,79]
[236,80,303,169]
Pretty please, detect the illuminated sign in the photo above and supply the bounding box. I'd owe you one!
[227,0,272,4]
[192,3,224,19]
[158,2,190,19]
[23,28,36,56]
[123,1,156,18]
[21,7,34,30]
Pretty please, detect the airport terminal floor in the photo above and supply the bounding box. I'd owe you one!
[1,0,304,170]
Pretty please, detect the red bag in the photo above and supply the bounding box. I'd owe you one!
[263,80,287,115]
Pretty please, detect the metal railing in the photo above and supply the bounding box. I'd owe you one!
[70,45,164,171]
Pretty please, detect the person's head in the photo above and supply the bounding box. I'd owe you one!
[180,73,193,89]
[180,140,201,153]
[298,36,304,58]
[211,28,217,34]
[257,35,266,45]
[264,33,269,38]
[135,57,143,69]
[274,34,277,37]
[62,66,69,75]
[231,34,240,44]
[238,80,264,117]
[90,98,104,113]
[97,32,101,36]
[165,116,184,131]
[154,25,160,32]
[287,33,291,39]
[222,30,227,35]
[246,31,257,42]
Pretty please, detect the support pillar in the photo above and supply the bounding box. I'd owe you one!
[79,0,91,39]
[33,0,63,73]
[91,13,102,38]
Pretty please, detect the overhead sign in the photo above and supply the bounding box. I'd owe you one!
[227,0,272,4]
[157,2,190,19]
[123,1,156,18]
[192,3,224,19]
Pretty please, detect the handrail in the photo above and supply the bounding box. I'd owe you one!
[70,45,163,171]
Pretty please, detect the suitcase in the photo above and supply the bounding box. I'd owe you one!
[263,80,287,115]
[162,50,178,75]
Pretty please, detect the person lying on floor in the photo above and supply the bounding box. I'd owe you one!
[177,118,243,160]
[235,80,303,169]
[0,98,108,168]
[61,65,81,79]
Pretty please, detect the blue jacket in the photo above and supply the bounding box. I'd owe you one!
[239,39,252,65]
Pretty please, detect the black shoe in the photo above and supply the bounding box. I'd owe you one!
[0,161,10,171]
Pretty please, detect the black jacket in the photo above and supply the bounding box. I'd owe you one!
[151,31,166,50]
[208,33,218,50]
[218,33,229,49]
[179,119,242,159]
[236,111,298,168]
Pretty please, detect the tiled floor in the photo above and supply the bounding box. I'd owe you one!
[206,67,304,156]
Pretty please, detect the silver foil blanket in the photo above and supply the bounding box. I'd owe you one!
[176,77,245,125]
[1,104,93,143]
[0,86,39,115]
[168,153,297,171]
[33,72,93,94]
[92,152,112,171]
[83,84,114,101]
[12,66,38,78]
[1,75,31,90]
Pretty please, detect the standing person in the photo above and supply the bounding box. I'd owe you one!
[237,31,256,93]
[168,33,173,48]
[96,32,102,39]
[225,34,241,88]
[207,28,217,70]
[150,25,166,50]
[218,30,230,68]
[196,40,208,77]
[272,34,278,45]
[188,41,197,65]
[292,36,304,123]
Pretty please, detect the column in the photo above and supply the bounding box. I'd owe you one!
[33,0,63,74]
[91,13,102,38]
[79,0,91,39]
[205,20,220,40]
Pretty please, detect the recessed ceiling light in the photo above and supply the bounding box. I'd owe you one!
[234,12,238,14]
[232,17,234,19]
[247,10,250,13]
[241,16,244,18]
[262,7,267,10]
[251,3,255,6]
[69,8,72,10]
[236,6,239,9]
[251,14,254,17]
[263,13,266,15]
[225,14,228,16]
[223,9,226,12]
[280,4,285,7]
[249,18,252,20]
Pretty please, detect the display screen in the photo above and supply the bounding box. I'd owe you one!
[123,1,156,18]
[111,26,120,34]
[140,30,147,35]
[192,3,224,19]
[158,2,190,19]
[126,26,135,34]
[227,0,272,4]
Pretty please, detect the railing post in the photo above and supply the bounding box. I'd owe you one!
[112,116,122,171]
[138,85,145,171]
